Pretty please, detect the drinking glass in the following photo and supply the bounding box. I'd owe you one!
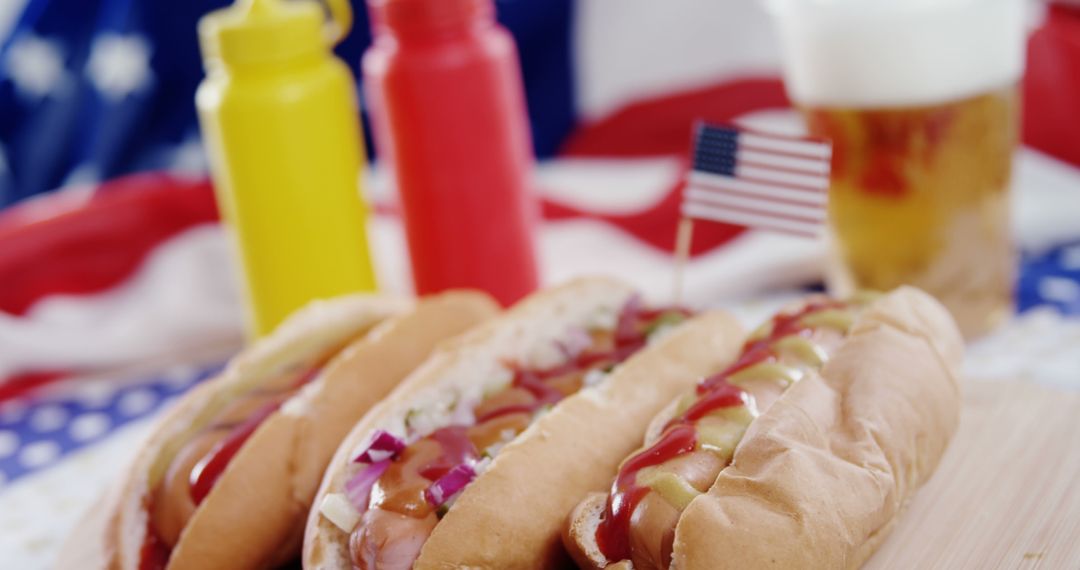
[768,0,1027,337]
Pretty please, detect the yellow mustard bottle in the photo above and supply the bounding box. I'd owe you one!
[196,0,375,337]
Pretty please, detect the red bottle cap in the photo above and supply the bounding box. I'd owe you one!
[368,0,492,36]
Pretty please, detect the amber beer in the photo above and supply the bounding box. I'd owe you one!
[768,0,1026,337]
[805,87,1018,337]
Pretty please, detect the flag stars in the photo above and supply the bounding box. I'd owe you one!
[0,142,9,176]
[1061,244,1080,272]
[4,35,67,100]
[170,135,208,176]
[86,33,153,101]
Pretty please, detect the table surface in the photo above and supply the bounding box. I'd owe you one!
[865,380,1080,570]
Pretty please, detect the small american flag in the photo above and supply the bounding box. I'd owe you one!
[681,123,832,238]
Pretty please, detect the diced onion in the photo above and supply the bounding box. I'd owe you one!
[482,428,518,459]
[353,430,406,464]
[615,295,643,342]
[556,327,592,359]
[583,368,608,387]
[344,459,391,512]
[319,493,362,533]
[424,463,477,508]
[472,456,493,475]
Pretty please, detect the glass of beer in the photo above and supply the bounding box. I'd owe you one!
[767,0,1027,337]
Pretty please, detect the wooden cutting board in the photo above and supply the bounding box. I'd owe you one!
[865,380,1080,569]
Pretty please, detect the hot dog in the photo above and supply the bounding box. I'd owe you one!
[563,287,964,570]
[303,277,746,569]
[57,291,499,570]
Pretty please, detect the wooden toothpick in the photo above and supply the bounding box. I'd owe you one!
[672,217,694,305]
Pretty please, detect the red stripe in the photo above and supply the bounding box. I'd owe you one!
[561,78,789,157]
[692,173,827,197]
[0,174,220,315]
[686,210,819,238]
[731,127,830,146]
[698,122,830,147]
[747,224,818,239]
[543,177,745,256]
[685,197,825,225]
[734,173,828,194]
[0,370,68,403]
[688,182,826,209]
[737,141,831,162]
[737,159,829,178]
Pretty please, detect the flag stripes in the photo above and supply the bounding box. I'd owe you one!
[683,124,832,237]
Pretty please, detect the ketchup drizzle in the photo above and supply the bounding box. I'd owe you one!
[358,299,690,536]
[680,382,748,423]
[418,426,480,481]
[186,365,324,505]
[697,347,772,395]
[513,370,566,406]
[462,302,690,433]
[595,299,848,563]
[138,515,170,570]
[595,425,698,562]
[142,360,326,565]
[188,401,280,504]
[475,404,536,424]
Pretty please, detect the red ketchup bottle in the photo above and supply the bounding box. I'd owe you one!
[363,0,540,305]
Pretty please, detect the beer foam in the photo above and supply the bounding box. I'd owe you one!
[767,0,1027,107]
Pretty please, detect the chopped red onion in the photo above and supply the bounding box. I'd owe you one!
[615,294,643,343]
[344,459,390,512]
[556,327,592,359]
[423,463,477,508]
[353,429,406,464]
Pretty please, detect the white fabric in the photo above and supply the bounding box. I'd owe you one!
[0,0,29,43]
[1,147,1079,378]
[574,0,782,119]
[0,225,244,378]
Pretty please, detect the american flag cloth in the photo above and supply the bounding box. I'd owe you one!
[0,0,576,207]
[682,123,832,238]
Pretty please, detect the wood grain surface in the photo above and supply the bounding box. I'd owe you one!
[865,380,1080,569]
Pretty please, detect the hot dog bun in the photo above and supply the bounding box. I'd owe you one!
[304,277,745,569]
[58,291,499,570]
[565,286,964,570]
[674,286,961,569]
[421,310,743,569]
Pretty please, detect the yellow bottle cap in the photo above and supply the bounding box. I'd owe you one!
[199,0,352,67]
[321,0,354,44]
